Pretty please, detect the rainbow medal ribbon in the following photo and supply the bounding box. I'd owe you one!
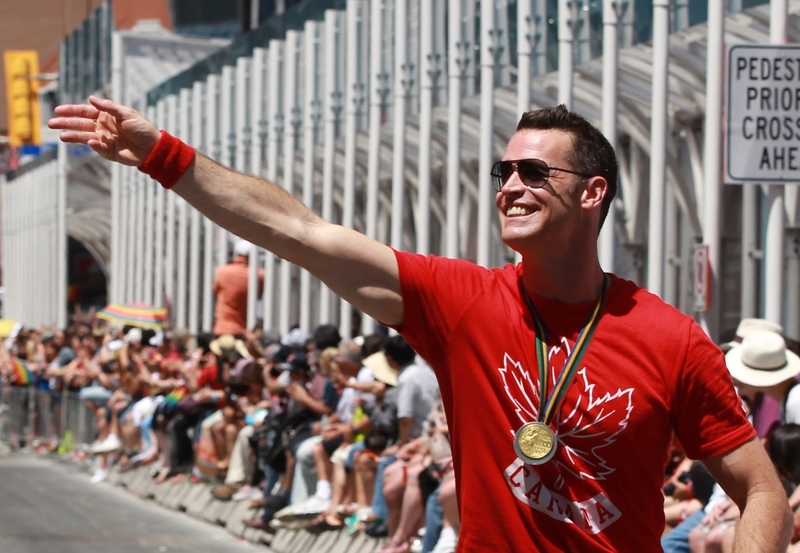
[514,277,608,465]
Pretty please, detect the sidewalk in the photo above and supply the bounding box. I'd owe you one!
[94,462,389,553]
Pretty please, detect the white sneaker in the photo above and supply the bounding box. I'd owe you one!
[90,467,109,484]
[275,495,330,521]
[91,434,123,454]
[232,485,263,502]
[430,527,458,553]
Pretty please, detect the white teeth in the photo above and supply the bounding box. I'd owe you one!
[506,206,531,217]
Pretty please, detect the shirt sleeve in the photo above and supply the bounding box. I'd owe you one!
[393,250,493,372]
[396,377,418,419]
[672,322,756,460]
[324,380,340,412]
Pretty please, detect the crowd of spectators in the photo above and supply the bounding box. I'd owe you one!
[0,314,457,553]
[661,319,800,553]
[4,309,800,553]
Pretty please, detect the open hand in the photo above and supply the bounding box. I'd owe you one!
[48,96,160,166]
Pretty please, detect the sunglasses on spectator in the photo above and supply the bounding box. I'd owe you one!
[490,158,595,192]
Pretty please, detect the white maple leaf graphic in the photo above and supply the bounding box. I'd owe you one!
[499,348,634,487]
[554,368,633,484]
[498,353,540,427]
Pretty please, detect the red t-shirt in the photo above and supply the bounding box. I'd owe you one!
[213,259,264,336]
[393,251,754,553]
[197,362,226,409]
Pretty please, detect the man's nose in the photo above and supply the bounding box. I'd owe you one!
[500,169,527,194]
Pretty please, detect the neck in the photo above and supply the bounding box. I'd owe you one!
[520,244,605,304]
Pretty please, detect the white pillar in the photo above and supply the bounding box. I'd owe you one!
[391,0,409,252]
[646,0,669,297]
[417,0,435,256]
[249,48,267,331]
[117,169,130,304]
[153,100,167,310]
[300,24,321,333]
[599,0,620,272]
[320,11,342,326]
[131,171,144,303]
[234,56,253,331]
[477,0,496,267]
[202,75,220,333]
[366,2,385,245]
[517,0,532,117]
[188,81,204,336]
[699,0,724,340]
[558,0,574,108]
[110,31,123,304]
[446,0,465,259]
[265,40,285,332]
[341,0,365,339]
[218,66,235,270]
[741,184,759,318]
[163,95,180,313]
[765,0,788,326]
[280,31,301,335]
[57,142,68,327]
[142,105,158,306]
[175,88,191,330]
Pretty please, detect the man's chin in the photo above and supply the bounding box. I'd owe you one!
[501,233,532,253]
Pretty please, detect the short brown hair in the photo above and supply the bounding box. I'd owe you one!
[516,105,618,230]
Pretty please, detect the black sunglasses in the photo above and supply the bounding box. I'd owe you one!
[490,158,595,192]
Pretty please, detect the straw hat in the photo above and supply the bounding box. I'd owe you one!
[725,330,800,387]
[363,351,398,387]
[721,318,784,353]
[209,334,252,359]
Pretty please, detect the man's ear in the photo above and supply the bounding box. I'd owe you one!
[581,175,607,211]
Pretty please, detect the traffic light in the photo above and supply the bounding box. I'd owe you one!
[3,50,41,146]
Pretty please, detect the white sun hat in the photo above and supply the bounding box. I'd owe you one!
[363,351,399,387]
[721,318,784,353]
[725,330,800,387]
[235,239,253,257]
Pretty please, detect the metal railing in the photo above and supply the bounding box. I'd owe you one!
[0,385,96,450]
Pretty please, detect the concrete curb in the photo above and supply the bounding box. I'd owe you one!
[98,465,389,553]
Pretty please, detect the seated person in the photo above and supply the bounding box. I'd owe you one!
[361,336,439,538]
[310,350,399,530]
[242,350,338,532]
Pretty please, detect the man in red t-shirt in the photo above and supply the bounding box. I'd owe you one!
[213,239,264,337]
[51,98,792,552]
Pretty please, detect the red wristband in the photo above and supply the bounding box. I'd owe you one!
[138,130,196,189]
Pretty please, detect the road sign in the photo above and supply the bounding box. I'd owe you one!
[694,244,709,312]
[726,44,800,183]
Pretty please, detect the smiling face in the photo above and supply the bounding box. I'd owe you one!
[496,129,590,254]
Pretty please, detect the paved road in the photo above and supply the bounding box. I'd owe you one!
[0,451,259,553]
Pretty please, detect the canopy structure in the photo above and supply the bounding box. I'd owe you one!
[4,0,800,337]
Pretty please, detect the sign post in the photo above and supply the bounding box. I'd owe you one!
[694,244,710,313]
[726,44,800,183]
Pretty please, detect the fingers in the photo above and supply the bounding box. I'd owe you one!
[89,95,130,119]
[47,117,98,132]
[51,104,101,119]
[57,131,98,144]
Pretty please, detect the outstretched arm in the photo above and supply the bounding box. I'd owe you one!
[49,97,403,326]
[703,437,792,552]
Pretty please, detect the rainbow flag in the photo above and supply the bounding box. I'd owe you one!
[11,358,32,386]
[97,303,168,330]
[163,386,188,406]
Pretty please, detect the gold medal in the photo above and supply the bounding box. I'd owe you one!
[514,421,557,465]
[514,276,607,466]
